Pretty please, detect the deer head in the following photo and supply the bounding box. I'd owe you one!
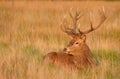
[61,9,106,55]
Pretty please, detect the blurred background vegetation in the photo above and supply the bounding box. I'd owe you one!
[0,1,120,79]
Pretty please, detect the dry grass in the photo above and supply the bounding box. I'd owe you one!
[0,1,120,79]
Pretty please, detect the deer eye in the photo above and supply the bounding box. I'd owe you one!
[75,42,79,44]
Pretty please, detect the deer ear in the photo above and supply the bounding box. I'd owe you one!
[81,35,86,42]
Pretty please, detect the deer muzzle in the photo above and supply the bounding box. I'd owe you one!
[63,47,71,54]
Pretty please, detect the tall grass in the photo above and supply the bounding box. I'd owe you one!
[0,1,120,79]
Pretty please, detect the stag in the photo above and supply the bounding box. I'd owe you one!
[44,9,106,70]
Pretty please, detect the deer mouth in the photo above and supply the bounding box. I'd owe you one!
[65,51,73,55]
[66,51,71,54]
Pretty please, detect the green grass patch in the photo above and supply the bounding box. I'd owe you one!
[0,41,10,54]
[92,49,120,66]
[105,30,120,40]
[21,45,44,62]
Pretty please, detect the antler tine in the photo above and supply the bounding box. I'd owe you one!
[69,9,74,22]
[60,15,75,35]
[61,9,84,35]
[69,10,76,33]
[83,8,106,34]
[69,8,82,21]
[75,11,84,35]
[61,23,74,35]
[69,9,77,33]
[78,29,83,35]
[74,11,83,34]
[69,12,74,21]
[89,11,93,29]
[76,11,83,20]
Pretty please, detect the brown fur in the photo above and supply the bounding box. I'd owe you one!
[44,35,95,70]
[44,52,76,69]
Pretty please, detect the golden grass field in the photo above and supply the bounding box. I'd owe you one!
[0,1,120,79]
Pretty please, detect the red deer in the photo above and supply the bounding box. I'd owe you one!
[44,9,106,70]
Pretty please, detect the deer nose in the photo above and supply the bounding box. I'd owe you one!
[63,48,67,51]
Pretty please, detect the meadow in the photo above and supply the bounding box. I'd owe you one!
[0,1,120,79]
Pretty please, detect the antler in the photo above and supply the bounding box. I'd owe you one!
[61,18,74,35]
[61,10,83,35]
[70,11,83,33]
[61,8,106,35]
[81,8,106,34]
